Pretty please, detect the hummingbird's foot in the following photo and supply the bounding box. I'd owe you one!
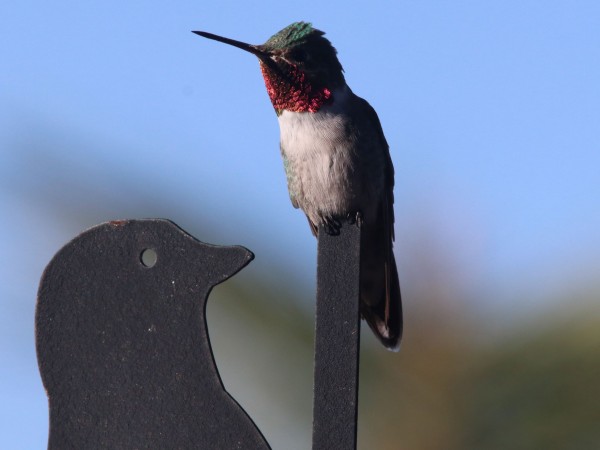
[322,216,341,235]
[346,211,363,228]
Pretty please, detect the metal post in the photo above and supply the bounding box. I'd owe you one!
[312,221,361,450]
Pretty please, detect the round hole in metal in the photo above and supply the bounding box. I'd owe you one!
[140,248,157,268]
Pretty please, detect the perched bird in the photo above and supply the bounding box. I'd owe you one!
[194,22,402,350]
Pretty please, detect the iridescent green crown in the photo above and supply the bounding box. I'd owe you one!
[263,22,324,50]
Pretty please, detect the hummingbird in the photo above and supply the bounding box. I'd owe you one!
[193,22,402,351]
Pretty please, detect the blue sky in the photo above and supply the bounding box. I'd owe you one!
[2,1,600,448]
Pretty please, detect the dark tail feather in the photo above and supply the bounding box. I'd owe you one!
[360,223,403,351]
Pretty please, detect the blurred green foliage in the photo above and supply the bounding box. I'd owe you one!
[464,314,600,450]
[209,276,600,449]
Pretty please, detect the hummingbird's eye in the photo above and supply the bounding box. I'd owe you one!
[289,48,308,64]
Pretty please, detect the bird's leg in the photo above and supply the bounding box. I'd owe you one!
[355,211,363,228]
[346,211,363,228]
[322,216,341,235]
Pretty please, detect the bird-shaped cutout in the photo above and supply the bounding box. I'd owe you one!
[36,219,270,449]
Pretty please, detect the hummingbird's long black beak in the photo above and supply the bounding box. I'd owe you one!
[192,31,271,61]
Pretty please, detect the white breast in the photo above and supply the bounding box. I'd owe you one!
[277,87,356,223]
